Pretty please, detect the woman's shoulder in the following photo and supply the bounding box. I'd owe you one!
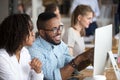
[21,47,31,58]
[21,47,29,53]
[0,49,12,64]
[66,27,75,33]
[0,49,9,57]
[68,27,77,35]
[68,27,74,31]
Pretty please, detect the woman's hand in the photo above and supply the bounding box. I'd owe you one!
[29,58,42,73]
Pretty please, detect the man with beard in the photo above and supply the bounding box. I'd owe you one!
[28,12,94,80]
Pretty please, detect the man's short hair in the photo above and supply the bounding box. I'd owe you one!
[37,12,57,30]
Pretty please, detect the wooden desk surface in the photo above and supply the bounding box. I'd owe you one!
[73,60,120,80]
[74,68,118,80]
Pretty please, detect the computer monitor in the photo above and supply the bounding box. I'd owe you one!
[84,24,113,80]
[93,24,112,76]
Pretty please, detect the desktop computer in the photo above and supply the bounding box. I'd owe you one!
[84,24,112,80]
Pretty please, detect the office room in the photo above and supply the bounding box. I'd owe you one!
[0,0,120,80]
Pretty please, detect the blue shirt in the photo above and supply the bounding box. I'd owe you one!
[28,36,73,80]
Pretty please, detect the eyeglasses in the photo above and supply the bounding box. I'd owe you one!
[42,25,64,34]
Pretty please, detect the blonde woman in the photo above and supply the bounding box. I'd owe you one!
[63,5,94,57]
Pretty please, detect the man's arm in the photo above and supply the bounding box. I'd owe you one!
[60,48,94,80]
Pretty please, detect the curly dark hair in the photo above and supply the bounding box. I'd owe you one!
[0,14,33,56]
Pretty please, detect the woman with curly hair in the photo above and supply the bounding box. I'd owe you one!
[0,14,43,80]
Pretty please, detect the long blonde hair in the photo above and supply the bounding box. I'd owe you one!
[71,5,93,36]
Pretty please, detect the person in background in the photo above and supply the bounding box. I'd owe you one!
[0,14,43,80]
[36,3,63,38]
[17,3,26,14]
[70,0,100,37]
[45,3,61,21]
[117,1,120,32]
[63,5,94,57]
[35,3,65,38]
[44,3,65,37]
[28,12,94,80]
[117,1,120,22]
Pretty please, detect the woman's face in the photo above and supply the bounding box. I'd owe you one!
[24,21,35,46]
[79,12,93,28]
[25,31,35,46]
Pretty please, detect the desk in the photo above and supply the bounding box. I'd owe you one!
[75,54,119,79]
[74,67,118,80]
[112,38,119,54]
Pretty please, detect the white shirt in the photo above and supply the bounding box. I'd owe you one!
[70,0,100,22]
[0,47,44,80]
[63,27,85,57]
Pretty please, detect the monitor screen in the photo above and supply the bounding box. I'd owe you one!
[93,24,112,76]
